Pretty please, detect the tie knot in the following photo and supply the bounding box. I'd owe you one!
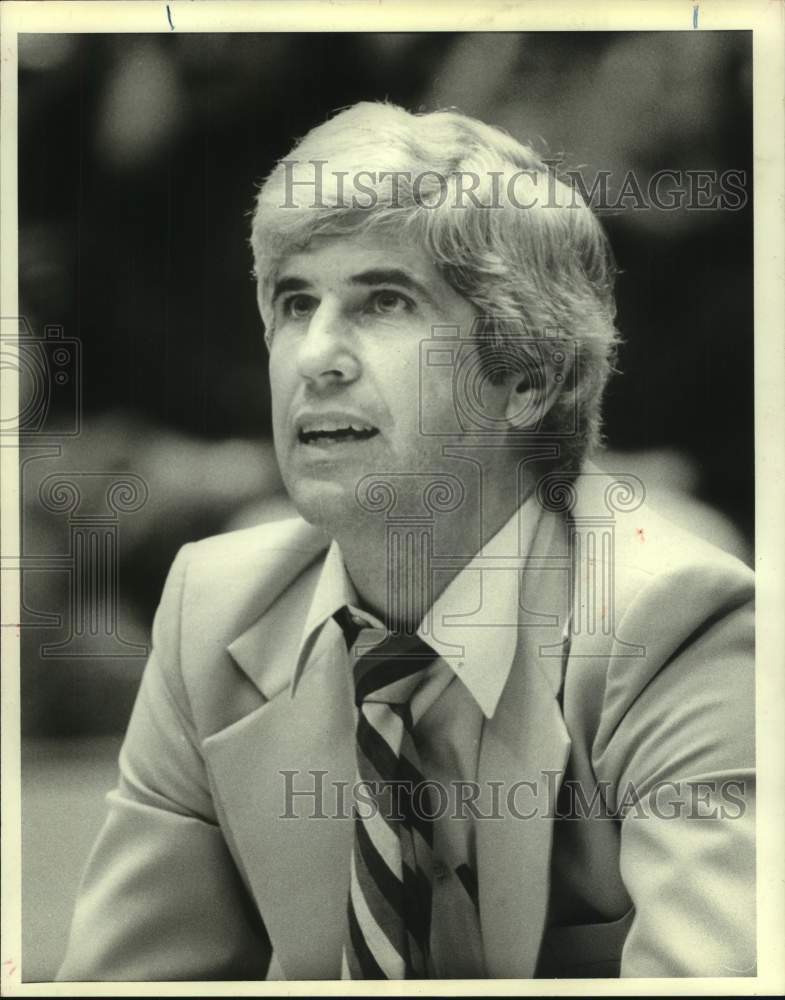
[334,607,439,707]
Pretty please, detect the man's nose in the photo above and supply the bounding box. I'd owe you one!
[296,301,359,385]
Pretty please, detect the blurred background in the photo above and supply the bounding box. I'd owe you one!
[17,31,753,979]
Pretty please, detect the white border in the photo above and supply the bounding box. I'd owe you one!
[1,1,783,996]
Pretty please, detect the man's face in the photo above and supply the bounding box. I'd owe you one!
[267,230,516,531]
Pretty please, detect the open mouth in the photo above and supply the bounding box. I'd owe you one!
[298,427,380,444]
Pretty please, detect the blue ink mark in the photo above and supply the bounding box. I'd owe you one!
[166,4,174,30]
[692,3,699,28]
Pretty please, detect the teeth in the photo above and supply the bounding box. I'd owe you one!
[301,422,374,434]
[299,425,378,443]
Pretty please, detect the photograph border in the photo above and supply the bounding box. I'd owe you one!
[1,1,783,995]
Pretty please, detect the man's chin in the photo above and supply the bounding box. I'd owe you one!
[284,477,365,531]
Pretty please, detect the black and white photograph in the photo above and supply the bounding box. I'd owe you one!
[1,0,783,993]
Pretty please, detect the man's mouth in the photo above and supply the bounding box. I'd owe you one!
[297,424,380,445]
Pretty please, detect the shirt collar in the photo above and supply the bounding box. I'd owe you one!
[291,494,543,719]
[292,540,384,691]
[422,493,543,718]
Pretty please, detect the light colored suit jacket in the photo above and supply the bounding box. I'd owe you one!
[58,469,755,981]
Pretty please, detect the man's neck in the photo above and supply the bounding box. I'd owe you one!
[333,482,532,634]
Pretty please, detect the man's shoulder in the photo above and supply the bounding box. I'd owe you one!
[184,515,329,568]
[174,516,330,619]
[564,466,755,782]
[572,463,753,591]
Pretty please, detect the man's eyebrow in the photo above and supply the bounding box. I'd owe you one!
[272,276,311,302]
[350,268,435,302]
[272,268,437,305]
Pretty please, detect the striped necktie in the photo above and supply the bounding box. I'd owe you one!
[334,607,439,980]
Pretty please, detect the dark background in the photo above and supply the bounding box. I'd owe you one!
[17,31,753,978]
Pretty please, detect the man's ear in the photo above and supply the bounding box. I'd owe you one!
[503,342,573,430]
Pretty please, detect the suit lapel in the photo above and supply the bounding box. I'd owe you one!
[477,508,572,978]
[203,594,355,980]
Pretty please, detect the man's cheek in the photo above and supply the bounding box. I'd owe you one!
[420,374,459,438]
[268,371,291,429]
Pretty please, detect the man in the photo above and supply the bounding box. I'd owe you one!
[58,102,755,981]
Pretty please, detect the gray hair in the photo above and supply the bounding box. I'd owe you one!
[251,101,620,468]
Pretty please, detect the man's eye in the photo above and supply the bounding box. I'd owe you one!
[282,294,316,319]
[369,290,412,315]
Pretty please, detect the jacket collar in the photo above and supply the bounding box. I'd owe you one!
[287,491,545,719]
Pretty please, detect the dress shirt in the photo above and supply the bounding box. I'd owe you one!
[290,494,544,978]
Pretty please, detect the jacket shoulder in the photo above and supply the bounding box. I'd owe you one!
[563,468,754,787]
[168,517,329,657]
[184,516,328,566]
[148,517,330,734]
[179,516,329,601]
[572,464,753,592]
